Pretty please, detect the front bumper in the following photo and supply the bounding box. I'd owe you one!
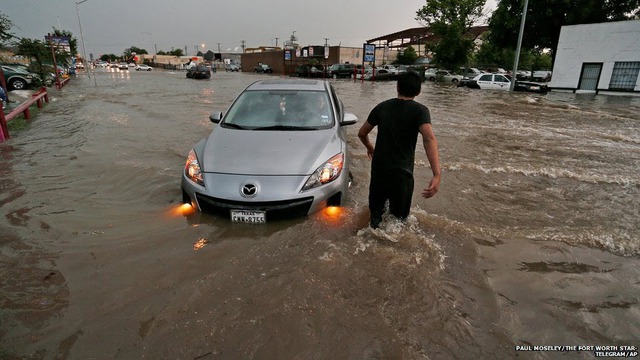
[181,171,348,220]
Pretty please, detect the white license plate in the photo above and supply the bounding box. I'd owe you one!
[230,210,266,223]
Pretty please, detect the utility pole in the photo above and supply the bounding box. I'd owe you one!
[275,37,279,48]
[510,0,529,92]
[241,40,246,53]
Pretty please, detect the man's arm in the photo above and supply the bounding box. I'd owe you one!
[419,123,441,198]
[357,121,375,159]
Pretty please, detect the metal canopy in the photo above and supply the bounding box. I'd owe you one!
[366,26,489,49]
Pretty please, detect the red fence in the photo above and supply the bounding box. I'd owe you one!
[0,87,49,142]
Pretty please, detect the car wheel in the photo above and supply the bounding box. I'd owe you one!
[332,73,337,79]
[147,69,151,71]
[9,78,27,90]
[429,76,436,81]
[452,79,458,83]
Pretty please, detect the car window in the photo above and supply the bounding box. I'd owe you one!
[223,90,334,130]
[479,74,493,81]
[495,75,510,83]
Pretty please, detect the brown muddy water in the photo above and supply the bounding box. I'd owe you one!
[1,68,639,359]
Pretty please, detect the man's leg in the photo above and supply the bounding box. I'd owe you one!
[368,173,388,229]
[388,171,414,220]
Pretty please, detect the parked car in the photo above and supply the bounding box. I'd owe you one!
[118,63,128,70]
[186,65,211,79]
[294,64,325,78]
[378,64,399,74]
[1,65,35,90]
[181,79,359,221]
[135,64,153,71]
[226,64,240,72]
[327,63,356,79]
[459,73,548,93]
[460,67,483,79]
[426,70,463,83]
[254,63,273,73]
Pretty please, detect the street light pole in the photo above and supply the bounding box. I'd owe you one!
[510,0,529,92]
[75,0,96,86]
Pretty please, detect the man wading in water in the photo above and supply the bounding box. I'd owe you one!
[357,71,441,229]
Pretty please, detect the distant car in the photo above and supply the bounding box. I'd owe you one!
[181,79,359,221]
[187,65,211,79]
[460,73,548,93]
[226,64,240,72]
[378,64,399,74]
[135,64,153,71]
[1,65,35,90]
[427,70,463,83]
[295,64,326,78]
[461,67,483,79]
[327,63,356,79]
[118,63,128,70]
[254,64,273,73]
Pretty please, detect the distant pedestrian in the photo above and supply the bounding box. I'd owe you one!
[357,71,441,229]
[0,86,7,110]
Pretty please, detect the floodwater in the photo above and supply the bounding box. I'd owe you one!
[1,68,639,359]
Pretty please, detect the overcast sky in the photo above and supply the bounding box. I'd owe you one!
[1,0,498,58]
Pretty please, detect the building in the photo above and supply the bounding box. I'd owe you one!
[549,20,640,95]
[240,46,391,75]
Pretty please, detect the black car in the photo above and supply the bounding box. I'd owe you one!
[294,64,326,78]
[327,63,356,79]
[254,64,273,73]
[187,65,211,79]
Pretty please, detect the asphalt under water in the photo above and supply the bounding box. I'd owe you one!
[1,68,639,359]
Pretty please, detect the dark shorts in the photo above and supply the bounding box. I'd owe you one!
[368,170,414,220]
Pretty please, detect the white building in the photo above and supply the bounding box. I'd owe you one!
[549,20,640,95]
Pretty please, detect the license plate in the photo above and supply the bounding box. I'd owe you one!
[230,210,266,223]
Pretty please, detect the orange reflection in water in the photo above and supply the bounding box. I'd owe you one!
[166,203,196,218]
[193,238,209,250]
[318,206,347,227]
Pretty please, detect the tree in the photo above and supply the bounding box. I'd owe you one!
[0,11,16,49]
[204,50,215,61]
[488,0,640,61]
[396,45,418,65]
[124,46,148,56]
[416,0,486,70]
[15,38,53,83]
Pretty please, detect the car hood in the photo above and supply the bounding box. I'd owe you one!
[201,126,342,176]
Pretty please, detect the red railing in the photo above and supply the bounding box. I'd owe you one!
[0,87,49,142]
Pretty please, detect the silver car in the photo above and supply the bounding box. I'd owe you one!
[181,79,358,223]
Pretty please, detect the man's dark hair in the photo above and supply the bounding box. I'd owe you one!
[397,71,422,97]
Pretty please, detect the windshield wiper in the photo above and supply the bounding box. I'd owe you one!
[222,123,246,130]
[256,125,314,130]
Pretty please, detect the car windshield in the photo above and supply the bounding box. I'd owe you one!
[222,90,334,130]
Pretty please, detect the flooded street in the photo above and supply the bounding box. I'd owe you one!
[1,68,639,359]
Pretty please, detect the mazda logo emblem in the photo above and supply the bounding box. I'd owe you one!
[241,184,258,197]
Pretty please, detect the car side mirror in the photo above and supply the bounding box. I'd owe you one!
[209,111,223,123]
[341,112,358,126]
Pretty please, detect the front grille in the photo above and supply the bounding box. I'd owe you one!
[195,193,314,220]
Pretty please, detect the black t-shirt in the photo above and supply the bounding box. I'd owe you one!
[366,98,431,175]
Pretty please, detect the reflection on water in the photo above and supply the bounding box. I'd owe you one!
[0,70,638,358]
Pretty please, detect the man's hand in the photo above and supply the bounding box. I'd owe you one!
[421,176,440,198]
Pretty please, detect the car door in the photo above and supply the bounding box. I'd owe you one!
[476,74,496,89]
[493,74,511,90]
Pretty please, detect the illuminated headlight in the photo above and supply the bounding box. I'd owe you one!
[302,153,344,191]
[184,149,204,186]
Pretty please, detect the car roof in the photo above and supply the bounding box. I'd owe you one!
[245,79,329,92]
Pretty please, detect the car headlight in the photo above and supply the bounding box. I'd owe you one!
[184,149,204,186]
[302,153,344,191]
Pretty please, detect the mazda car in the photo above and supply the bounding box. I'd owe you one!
[181,79,358,222]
